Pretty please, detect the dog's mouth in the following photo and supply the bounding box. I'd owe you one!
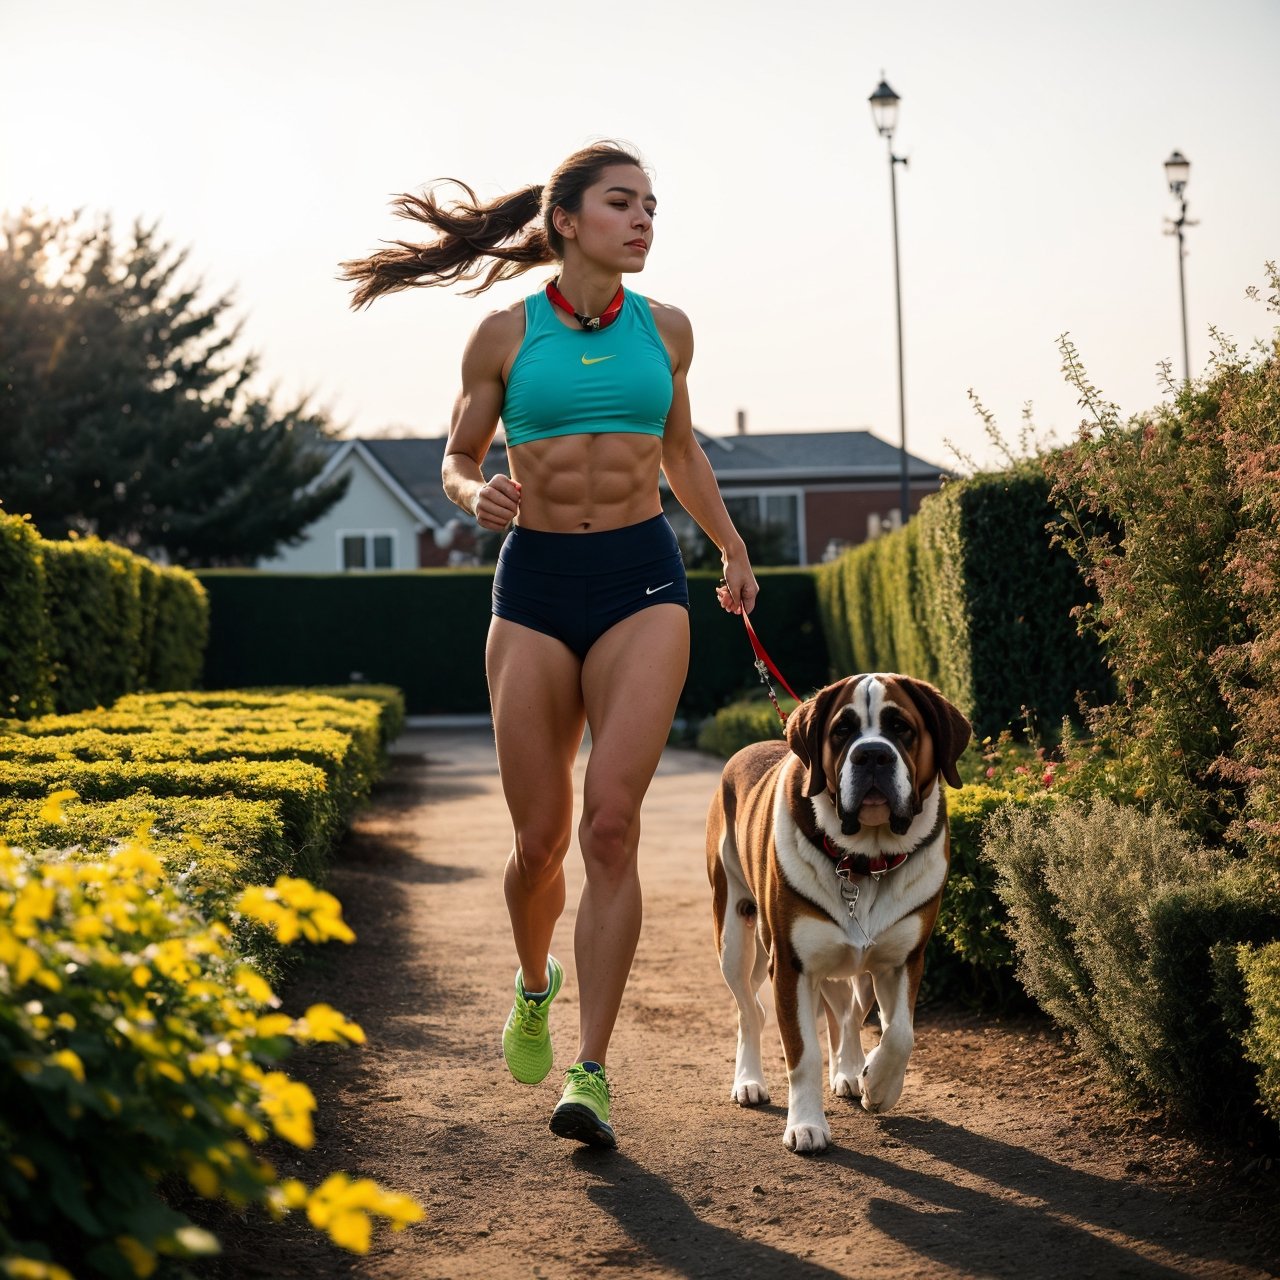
[840,777,915,836]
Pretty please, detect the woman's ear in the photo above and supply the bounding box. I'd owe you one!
[551,206,576,240]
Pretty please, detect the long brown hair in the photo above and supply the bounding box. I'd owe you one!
[340,141,647,310]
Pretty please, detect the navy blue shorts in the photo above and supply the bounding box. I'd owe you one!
[492,514,689,659]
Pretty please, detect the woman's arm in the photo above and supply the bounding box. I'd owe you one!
[441,309,523,531]
[653,304,759,615]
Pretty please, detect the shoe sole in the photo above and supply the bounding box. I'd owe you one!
[549,1103,617,1149]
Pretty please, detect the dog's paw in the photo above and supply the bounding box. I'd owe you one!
[859,1050,905,1114]
[783,1121,831,1154]
[731,1079,770,1106]
[830,1071,860,1100]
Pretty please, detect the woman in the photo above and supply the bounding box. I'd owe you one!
[342,141,757,1148]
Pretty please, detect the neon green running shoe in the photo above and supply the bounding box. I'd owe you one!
[549,1061,616,1148]
[501,956,564,1085]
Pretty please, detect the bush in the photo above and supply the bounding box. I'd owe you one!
[1239,940,1280,1129]
[146,564,209,692]
[0,727,372,819]
[0,835,422,1277]
[41,538,145,714]
[0,512,54,720]
[816,465,1108,740]
[696,697,795,757]
[0,760,336,880]
[925,785,1047,1009]
[1044,283,1280,847]
[983,797,1280,1130]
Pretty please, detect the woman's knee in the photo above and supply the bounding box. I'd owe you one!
[580,798,639,874]
[511,825,571,887]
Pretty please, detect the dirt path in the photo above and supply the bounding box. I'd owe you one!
[214,729,1280,1279]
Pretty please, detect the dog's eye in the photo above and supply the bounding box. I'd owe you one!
[830,722,852,743]
[885,715,915,745]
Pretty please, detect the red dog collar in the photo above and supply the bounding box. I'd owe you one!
[822,836,909,880]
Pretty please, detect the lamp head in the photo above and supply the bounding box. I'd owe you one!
[1164,150,1190,199]
[869,79,900,138]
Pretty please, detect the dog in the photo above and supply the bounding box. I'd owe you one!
[706,673,971,1153]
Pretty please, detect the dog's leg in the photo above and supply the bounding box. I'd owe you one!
[860,964,914,1113]
[774,960,831,1153]
[719,882,771,1106]
[824,976,868,1098]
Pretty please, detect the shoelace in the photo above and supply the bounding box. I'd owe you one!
[566,1065,611,1102]
[515,996,549,1036]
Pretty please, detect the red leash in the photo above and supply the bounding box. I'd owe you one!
[740,611,804,726]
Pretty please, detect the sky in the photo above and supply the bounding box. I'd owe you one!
[3,0,1278,474]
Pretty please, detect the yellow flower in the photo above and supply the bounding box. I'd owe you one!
[52,1049,85,1083]
[235,967,275,1005]
[299,1004,365,1045]
[38,787,78,825]
[3,1259,75,1280]
[115,1235,157,1278]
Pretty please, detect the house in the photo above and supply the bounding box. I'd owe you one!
[256,430,948,571]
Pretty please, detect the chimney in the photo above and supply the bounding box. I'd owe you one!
[736,409,747,435]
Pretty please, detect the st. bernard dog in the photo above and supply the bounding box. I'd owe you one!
[706,674,971,1154]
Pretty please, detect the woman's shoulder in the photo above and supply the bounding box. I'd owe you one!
[459,299,526,380]
[640,295,693,367]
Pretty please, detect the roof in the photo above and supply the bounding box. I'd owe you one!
[319,429,947,522]
[691,430,947,482]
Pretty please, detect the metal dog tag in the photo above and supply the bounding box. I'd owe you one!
[840,881,860,916]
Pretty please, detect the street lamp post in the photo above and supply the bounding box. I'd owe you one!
[869,77,911,526]
[1163,150,1196,384]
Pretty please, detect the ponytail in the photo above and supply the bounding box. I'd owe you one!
[341,140,647,311]
[340,182,551,310]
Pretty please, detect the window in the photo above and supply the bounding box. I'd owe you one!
[725,491,802,564]
[339,531,396,571]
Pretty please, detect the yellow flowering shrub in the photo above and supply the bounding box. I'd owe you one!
[0,832,423,1277]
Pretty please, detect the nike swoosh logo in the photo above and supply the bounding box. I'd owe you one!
[646,582,674,595]
[581,354,617,365]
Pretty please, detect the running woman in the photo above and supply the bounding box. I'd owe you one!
[342,141,757,1148]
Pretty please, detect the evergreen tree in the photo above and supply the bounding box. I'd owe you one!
[0,211,348,565]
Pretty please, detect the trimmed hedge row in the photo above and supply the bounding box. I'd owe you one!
[0,513,209,718]
[816,467,1111,739]
[197,569,829,718]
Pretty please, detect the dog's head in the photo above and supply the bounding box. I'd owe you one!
[786,674,972,836]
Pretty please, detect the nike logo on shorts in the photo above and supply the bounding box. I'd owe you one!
[646,582,674,595]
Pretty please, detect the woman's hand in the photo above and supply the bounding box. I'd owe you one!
[473,475,521,531]
[716,550,759,616]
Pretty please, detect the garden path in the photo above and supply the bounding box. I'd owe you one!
[213,728,1280,1279]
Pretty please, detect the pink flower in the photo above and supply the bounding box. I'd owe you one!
[986,767,996,779]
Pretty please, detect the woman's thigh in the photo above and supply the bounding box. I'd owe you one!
[579,603,691,818]
[486,617,587,852]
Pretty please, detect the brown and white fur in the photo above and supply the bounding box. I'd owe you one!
[706,674,971,1154]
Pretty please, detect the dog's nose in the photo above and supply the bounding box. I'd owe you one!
[851,742,896,771]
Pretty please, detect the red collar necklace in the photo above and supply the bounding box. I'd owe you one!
[546,278,625,331]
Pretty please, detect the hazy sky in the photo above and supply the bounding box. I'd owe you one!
[4,0,1278,472]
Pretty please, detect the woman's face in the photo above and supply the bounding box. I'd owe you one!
[557,163,656,274]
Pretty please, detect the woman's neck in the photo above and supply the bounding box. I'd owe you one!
[554,263,623,320]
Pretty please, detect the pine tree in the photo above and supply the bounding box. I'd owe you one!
[0,211,348,565]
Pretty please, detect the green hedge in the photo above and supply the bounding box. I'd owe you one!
[0,512,53,719]
[42,537,145,713]
[198,569,829,718]
[0,519,208,718]
[1239,940,1280,1129]
[0,759,336,879]
[816,467,1110,739]
[0,727,371,819]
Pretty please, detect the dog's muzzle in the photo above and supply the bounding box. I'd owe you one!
[838,742,917,836]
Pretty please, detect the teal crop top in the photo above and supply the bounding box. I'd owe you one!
[501,289,673,447]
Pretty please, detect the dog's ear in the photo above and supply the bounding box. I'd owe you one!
[898,677,972,788]
[786,678,855,798]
